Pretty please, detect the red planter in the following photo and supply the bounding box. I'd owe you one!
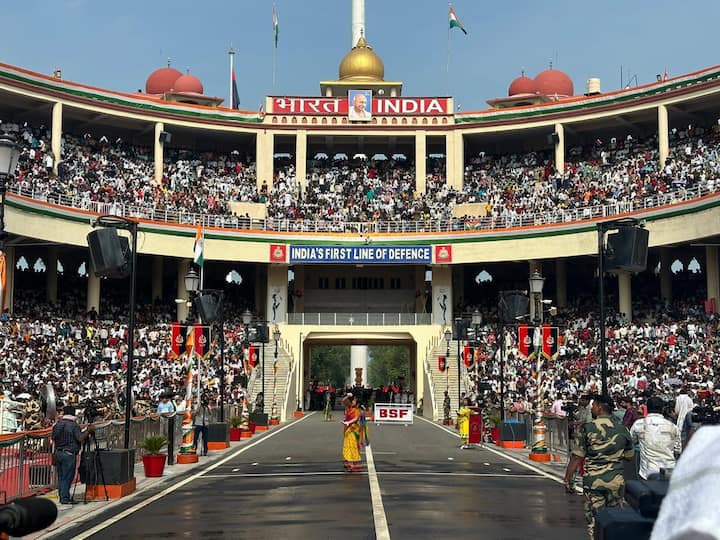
[229,427,243,441]
[142,454,167,477]
[491,427,500,444]
[248,423,257,434]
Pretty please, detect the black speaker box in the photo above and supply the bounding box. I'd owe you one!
[254,324,270,343]
[195,293,223,324]
[80,448,136,485]
[500,421,527,441]
[208,422,229,443]
[87,229,130,278]
[606,227,649,273]
[251,413,269,426]
[624,479,669,519]
[593,507,653,540]
[499,291,529,323]
[546,132,560,145]
[159,131,172,144]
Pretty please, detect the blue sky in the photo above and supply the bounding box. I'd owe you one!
[4,0,720,112]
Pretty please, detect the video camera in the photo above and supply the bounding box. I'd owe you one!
[561,402,578,416]
[0,497,58,537]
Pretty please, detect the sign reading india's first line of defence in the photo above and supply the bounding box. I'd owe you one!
[289,245,432,264]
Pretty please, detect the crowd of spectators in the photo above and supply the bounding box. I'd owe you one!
[6,120,720,231]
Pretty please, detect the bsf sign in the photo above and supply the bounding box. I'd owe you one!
[373,403,414,424]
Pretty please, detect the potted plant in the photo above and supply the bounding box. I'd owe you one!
[488,414,501,444]
[229,416,243,441]
[139,434,168,477]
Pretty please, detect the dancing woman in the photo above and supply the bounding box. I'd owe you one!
[342,394,364,472]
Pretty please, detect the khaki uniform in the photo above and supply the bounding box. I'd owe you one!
[572,414,634,538]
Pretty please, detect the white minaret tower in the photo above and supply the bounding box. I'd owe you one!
[352,0,365,47]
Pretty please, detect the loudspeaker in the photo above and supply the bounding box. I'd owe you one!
[251,413,269,426]
[594,507,654,540]
[195,292,224,324]
[254,324,269,343]
[159,131,172,144]
[87,229,130,278]
[499,291,529,323]
[546,132,560,145]
[500,421,527,442]
[80,449,136,485]
[606,227,649,273]
[207,422,229,443]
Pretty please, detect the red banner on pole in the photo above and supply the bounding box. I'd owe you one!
[170,323,186,359]
[542,325,560,361]
[194,324,211,358]
[518,325,532,359]
[463,345,473,367]
[248,346,258,367]
[438,355,447,372]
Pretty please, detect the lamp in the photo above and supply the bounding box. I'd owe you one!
[185,268,200,294]
[241,309,252,326]
[270,326,281,423]
[443,328,452,344]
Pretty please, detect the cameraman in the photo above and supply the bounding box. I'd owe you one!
[51,405,95,505]
[629,395,678,479]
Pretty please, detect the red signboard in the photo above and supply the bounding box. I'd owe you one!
[271,97,451,116]
[435,245,452,263]
[270,244,287,263]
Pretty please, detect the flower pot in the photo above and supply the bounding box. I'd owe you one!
[248,422,257,434]
[491,427,500,444]
[294,410,304,418]
[229,427,243,441]
[142,454,167,477]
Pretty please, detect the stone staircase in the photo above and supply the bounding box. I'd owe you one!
[428,340,468,421]
[247,341,292,420]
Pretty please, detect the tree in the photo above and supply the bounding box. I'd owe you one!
[367,346,409,388]
[309,346,350,388]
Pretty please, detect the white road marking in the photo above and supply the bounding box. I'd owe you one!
[71,413,316,540]
[365,445,391,540]
[503,468,512,472]
[417,415,565,485]
[201,471,542,479]
[447,457,454,461]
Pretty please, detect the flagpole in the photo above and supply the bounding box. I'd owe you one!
[446,24,451,97]
[272,3,277,91]
[229,47,235,108]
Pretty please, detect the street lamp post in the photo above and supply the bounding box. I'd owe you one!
[443,327,452,397]
[270,326,281,423]
[471,310,482,372]
[91,216,139,450]
[528,271,550,462]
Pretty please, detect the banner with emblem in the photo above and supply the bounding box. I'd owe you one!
[193,324,212,359]
[170,323,187,359]
[463,345,474,367]
[247,345,258,368]
[541,325,560,361]
[438,355,447,372]
[517,325,534,359]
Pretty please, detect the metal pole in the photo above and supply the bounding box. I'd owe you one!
[598,224,609,396]
[219,320,225,422]
[261,338,266,413]
[499,320,505,422]
[456,319,461,409]
[124,221,138,449]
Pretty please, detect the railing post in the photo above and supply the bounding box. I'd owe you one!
[167,415,175,465]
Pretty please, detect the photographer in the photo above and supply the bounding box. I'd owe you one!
[51,405,95,505]
[629,396,679,479]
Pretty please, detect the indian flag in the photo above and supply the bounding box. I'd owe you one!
[449,6,467,35]
[273,5,279,48]
[193,224,204,267]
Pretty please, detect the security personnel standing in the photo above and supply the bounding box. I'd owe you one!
[563,394,634,539]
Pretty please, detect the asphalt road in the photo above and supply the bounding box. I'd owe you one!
[54,413,585,539]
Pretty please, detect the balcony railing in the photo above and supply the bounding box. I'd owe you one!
[286,312,432,325]
[8,182,718,234]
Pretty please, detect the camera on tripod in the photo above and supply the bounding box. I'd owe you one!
[82,398,102,423]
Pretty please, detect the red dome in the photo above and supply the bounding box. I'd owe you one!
[534,69,574,98]
[173,73,204,94]
[145,67,182,95]
[508,76,536,96]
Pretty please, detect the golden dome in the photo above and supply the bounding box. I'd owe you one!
[338,36,385,82]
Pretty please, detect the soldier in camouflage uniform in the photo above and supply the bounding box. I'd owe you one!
[563,394,634,539]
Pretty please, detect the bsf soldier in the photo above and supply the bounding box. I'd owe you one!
[563,394,634,539]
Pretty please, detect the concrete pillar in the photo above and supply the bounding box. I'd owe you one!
[176,259,190,322]
[555,258,567,309]
[46,247,58,304]
[292,265,305,313]
[86,261,101,316]
[2,247,15,313]
[706,246,719,312]
[267,265,289,324]
[658,105,669,168]
[454,266,465,313]
[152,256,164,303]
[256,131,274,191]
[350,345,368,387]
[617,271,632,322]
[445,132,455,190]
[445,131,463,190]
[554,122,565,173]
[660,248,672,306]
[51,102,62,175]
[154,122,164,184]
[415,130,427,194]
[296,130,307,195]
[431,265,453,327]
[415,265,426,313]
[256,265,266,319]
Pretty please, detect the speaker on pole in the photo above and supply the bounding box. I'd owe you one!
[87,229,130,278]
[606,227,649,273]
[195,291,224,324]
[499,291,529,323]
[158,131,172,144]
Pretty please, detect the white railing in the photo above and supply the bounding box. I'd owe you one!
[8,182,718,234]
[287,313,432,326]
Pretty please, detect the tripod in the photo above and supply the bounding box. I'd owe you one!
[82,432,109,503]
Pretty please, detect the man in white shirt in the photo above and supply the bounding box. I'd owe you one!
[630,396,679,479]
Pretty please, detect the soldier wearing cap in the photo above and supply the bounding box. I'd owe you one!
[564,394,634,539]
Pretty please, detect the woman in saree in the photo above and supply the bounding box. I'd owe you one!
[456,397,473,449]
[342,394,364,472]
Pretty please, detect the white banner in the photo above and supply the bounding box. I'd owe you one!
[373,403,414,424]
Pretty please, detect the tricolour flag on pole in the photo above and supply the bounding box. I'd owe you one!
[0,251,6,311]
[449,6,467,35]
[193,224,204,267]
[231,70,240,109]
[273,5,279,48]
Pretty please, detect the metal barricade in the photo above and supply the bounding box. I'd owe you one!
[0,428,55,503]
